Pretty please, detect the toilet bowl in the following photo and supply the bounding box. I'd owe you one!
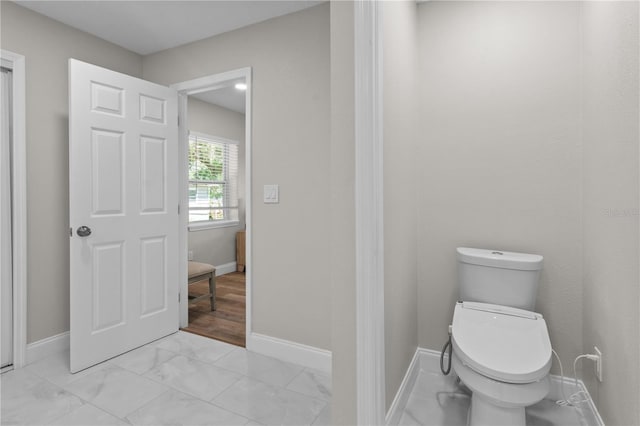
[451,301,552,426]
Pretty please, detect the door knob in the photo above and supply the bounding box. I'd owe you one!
[76,226,92,237]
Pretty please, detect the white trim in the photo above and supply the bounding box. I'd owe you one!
[354,1,385,424]
[177,92,189,328]
[576,379,605,426]
[385,348,421,425]
[171,69,249,95]
[547,374,580,401]
[547,375,605,426]
[416,347,443,364]
[25,332,69,365]
[244,73,253,346]
[1,49,27,370]
[385,348,605,426]
[246,332,332,374]
[214,261,237,276]
[188,220,239,232]
[172,68,252,337]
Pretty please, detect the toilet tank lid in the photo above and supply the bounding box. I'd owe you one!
[456,247,543,271]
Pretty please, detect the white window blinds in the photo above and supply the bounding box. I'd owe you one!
[188,132,239,224]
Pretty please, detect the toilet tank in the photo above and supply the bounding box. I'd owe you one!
[457,247,543,311]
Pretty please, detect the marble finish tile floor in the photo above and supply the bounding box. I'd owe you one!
[1,331,331,426]
[398,361,601,426]
[5,331,600,426]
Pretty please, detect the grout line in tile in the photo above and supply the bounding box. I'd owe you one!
[40,398,88,426]
[309,402,329,426]
[209,398,260,424]
[123,388,173,424]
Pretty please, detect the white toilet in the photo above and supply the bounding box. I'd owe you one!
[451,247,552,426]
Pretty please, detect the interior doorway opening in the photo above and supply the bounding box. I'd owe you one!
[173,68,252,349]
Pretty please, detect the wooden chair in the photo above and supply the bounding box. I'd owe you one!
[187,261,216,311]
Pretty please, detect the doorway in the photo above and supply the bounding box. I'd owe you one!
[172,69,252,348]
[0,49,26,372]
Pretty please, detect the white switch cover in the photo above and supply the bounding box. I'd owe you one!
[264,184,279,204]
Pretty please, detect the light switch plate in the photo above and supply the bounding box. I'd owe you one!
[264,184,279,204]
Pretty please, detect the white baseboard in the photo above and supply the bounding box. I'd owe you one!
[385,348,422,425]
[24,329,334,380]
[548,375,605,426]
[585,387,606,426]
[548,373,580,400]
[246,332,331,374]
[417,347,446,370]
[25,331,69,365]
[215,261,237,276]
[386,347,604,426]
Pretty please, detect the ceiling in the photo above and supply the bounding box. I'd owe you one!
[192,79,246,114]
[14,0,324,56]
[14,1,323,112]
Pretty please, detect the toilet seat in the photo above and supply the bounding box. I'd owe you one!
[452,301,552,384]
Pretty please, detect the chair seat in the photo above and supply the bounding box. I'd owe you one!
[188,261,216,278]
[187,261,216,311]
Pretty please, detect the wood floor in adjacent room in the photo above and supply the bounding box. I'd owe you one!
[182,271,246,347]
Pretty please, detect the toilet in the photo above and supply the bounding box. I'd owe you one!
[451,247,552,426]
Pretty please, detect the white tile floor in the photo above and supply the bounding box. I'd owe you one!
[1,331,331,426]
[398,358,601,426]
[2,332,602,426]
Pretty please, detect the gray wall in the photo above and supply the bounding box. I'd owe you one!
[187,97,246,268]
[329,1,357,423]
[581,2,640,424]
[415,3,640,424]
[0,1,331,352]
[383,0,418,411]
[142,4,331,350]
[416,1,583,373]
[0,2,143,343]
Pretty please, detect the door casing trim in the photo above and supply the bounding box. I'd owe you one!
[354,2,386,423]
[1,49,27,369]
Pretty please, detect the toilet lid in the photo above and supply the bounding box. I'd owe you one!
[451,302,552,384]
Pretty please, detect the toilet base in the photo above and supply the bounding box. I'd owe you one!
[452,354,548,426]
[469,393,525,426]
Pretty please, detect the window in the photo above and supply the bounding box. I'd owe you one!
[188,132,239,228]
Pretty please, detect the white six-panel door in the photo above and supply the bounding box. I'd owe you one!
[69,59,178,373]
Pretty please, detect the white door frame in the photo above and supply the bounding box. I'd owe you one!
[354,1,386,424]
[0,49,27,369]
[171,68,252,339]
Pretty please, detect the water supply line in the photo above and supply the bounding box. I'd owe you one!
[440,325,453,375]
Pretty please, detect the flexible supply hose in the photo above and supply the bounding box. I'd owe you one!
[440,335,452,375]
